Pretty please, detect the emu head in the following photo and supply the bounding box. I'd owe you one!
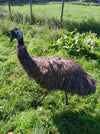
[10,28,23,42]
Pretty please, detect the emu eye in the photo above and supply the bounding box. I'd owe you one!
[14,29,18,33]
[14,30,19,35]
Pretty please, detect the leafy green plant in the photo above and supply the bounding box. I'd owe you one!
[48,31,99,57]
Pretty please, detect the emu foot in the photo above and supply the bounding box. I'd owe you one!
[35,90,49,108]
[35,102,40,108]
[31,100,37,107]
[65,91,69,105]
[66,102,69,105]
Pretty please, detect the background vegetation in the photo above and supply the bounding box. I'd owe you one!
[0,1,100,134]
[0,0,100,3]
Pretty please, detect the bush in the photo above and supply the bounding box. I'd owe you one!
[48,31,99,57]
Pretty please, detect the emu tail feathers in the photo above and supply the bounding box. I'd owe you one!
[68,70,97,96]
[78,75,97,96]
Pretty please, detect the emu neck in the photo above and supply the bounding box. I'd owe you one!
[17,38,24,47]
[16,38,29,61]
[16,38,37,78]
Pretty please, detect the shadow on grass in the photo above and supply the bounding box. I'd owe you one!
[68,1,100,6]
[43,17,100,36]
[63,19,100,36]
[9,12,100,36]
[53,110,100,134]
[0,1,61,6]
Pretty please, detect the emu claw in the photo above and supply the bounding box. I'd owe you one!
[66,102,69,105]
[35,102,41,108]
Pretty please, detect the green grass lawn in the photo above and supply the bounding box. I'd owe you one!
[0,1,100,134]
[0,1,100,35]
[0,1,100,21]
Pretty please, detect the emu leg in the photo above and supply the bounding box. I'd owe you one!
[65,90,68,105]
[35,90,49,107]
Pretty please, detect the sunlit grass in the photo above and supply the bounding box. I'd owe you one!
[0,2,100,21]
[0,1,100,134]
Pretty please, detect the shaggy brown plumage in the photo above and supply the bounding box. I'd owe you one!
[10,28,97,106]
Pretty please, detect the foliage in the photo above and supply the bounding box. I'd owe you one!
[80,0,98,3]
[48,31,100,59]
[0,0,99,4]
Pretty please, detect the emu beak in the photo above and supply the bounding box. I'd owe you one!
[9,31,15,43]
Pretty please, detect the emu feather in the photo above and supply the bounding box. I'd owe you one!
[10,28,97,106]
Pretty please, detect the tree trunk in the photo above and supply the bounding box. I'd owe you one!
[30,0,33,24]
[8,0,11,17]
[60,0,64,27]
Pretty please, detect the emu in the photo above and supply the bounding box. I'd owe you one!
[10,28,97,107]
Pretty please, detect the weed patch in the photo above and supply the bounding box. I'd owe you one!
[48,31,100,60]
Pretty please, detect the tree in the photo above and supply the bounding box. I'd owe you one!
[97,0,100,3]
[8,0,11,17]
[30,0,33,24]
[60,0,64,27]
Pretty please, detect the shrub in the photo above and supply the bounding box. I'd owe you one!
[48,31,99,57]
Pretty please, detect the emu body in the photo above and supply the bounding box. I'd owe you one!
[10,28,97,106]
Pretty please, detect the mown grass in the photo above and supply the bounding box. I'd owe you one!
[0,1,100,35]
[0,1,100,134]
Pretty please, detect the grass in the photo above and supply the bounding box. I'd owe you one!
[0,1,100,35]
[0,1,100,134]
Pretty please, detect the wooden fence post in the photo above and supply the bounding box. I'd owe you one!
[60,0,64,27]
[8,0,11,17]
[30,0,33,24]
